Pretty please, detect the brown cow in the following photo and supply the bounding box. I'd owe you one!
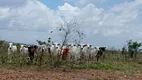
[28,45,38,63]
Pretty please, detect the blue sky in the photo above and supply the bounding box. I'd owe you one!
[0,0,142,49]
[39,0,66,9]
[39,0,135,10]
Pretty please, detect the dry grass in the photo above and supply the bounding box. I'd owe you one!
[0,48,142,80]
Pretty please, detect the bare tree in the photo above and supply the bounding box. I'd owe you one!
[59,19,84,46]
[75,30,85,44]
[51,18,85,68]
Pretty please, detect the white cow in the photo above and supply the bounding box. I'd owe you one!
[74,44,82,64]
[38,45,48,53]
[55,43,61,56]
[90,47,100,61]
[19,44,28,63]
[50,44,56,56]
[82,44,92,63]
[8,43,17,63]
[20,45,28,55]
[50,43,61,58]
[69,44,81,63]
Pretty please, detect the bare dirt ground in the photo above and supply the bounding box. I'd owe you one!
[0,68,142,80]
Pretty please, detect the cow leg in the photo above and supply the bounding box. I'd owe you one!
[20,53,23,64]
[38,52,43,66]
[28,53,34,64]
[87,56,89,64]
[75,57,79,65]
[96,55,100,62]
[96,56,99,62]
[8,53,12,63]
[11,53,14,63]
[34,53,38,65]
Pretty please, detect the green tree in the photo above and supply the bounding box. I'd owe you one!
[36,37,51,46]
[127,39,142,59]
[0,40,5,47]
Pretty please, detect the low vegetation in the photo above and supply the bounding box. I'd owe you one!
[0,37,142,75]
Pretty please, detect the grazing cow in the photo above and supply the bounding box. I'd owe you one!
[8,43,17,63]
[27,45,38,63]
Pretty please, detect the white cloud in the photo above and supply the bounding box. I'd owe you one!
[0,0,61,32]
[0,0,142,49]
[0,0,62,44]
[57,1,142,48]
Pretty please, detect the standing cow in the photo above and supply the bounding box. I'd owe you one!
[8,43,17,63]
[96,47,106,62]
[20,44,28,63]
[27,45,38,64]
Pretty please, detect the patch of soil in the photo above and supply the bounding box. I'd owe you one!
[0,69,142,80]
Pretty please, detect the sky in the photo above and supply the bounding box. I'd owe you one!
[0,0,142,49]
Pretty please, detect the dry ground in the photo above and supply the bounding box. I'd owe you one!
[0,68,142,80]
[0,51,142,80]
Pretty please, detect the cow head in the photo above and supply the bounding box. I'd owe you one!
[77,44,81,46]
[57,43,60,46]
[9,43,13,49]
[95,46,100,51]
[73,44,76,46]
[71,43,74,46]
[52,43,54,45]
[28,45,38,53]
[68,44,71,47]
[34,45,38,50]
[20,45,24,48]
[99,47,106,51]
[78,44,81,48]
[83,44,87,47]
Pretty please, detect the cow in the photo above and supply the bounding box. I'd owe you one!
[61,45,69,60]
[49,43,61,62]
[50,43,56,57]
[20,45,28,55]
[51,43,60,57]
[38,45,48,53]
[90,47,99,61]
[96,47,106,62]
[82,44,90,64]
[27,45,38,64]
[74,44,82,64]
[19,44,28,63]
[68,44,81,64]
[8,43,17,63]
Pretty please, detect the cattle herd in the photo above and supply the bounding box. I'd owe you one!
[7,42,106,65]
